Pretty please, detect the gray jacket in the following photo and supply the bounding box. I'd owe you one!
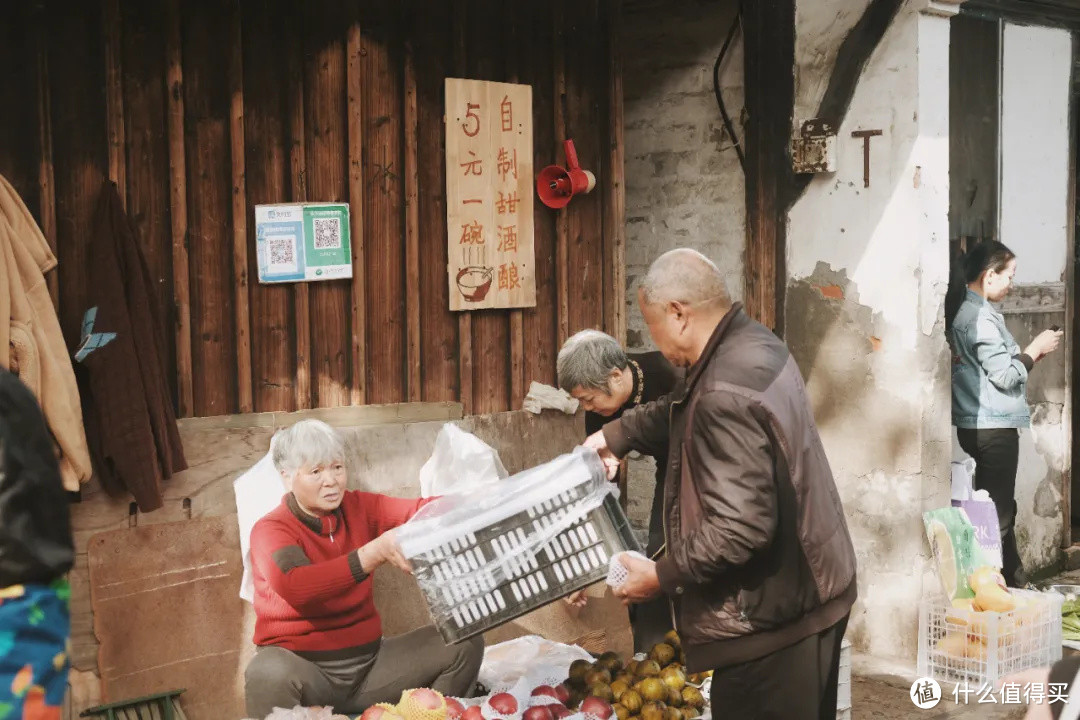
[950,290,1031,429]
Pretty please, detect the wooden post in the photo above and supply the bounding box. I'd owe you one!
[404,39,422,403]
[35,17,59,309]
[453,0,473,415]
[166,0,194,417]
[553,3,570,347]
[346,18,367,406]
[605,0,626,345]
[104,0,126,207]
[229,1,253,413]
[287,8,311,410]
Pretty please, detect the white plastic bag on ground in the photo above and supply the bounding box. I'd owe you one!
[259,707,346,720]
[479,635,595,695]
[419,424,509,498]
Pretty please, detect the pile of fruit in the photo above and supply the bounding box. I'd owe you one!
[558,631,710,720]
[935,566,1042,661]
[356,633,713,720]
[361,688,465,720]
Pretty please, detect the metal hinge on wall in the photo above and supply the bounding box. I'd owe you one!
[791,118,838,174]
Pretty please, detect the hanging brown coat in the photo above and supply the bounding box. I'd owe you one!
[78,181,186,511]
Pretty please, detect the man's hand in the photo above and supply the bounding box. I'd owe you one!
[356,529,412,575]
[565,589,588,609]
[612,553,661,606]
[584,430,621,480]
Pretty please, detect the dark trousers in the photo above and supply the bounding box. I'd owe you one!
[244,626,483,718]
[956,427,1026,587]
[710,616,848,720]
[631,517,675,652]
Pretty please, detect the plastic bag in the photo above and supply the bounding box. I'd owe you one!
[923,506,986,600]
[258,707,347,720]
[478,635,595,693]
[950,458,976,504]
[234,433,287,602]
[419,424,509,498]
[398,448,624,634]
[959,490,1002,569]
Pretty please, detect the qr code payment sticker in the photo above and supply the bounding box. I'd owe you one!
[313,217,342,250]
[267,234,298,272]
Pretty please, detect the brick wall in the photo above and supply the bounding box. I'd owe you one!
[620,0,746,537]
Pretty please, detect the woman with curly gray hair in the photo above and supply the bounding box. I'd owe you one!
[557,329,681,653]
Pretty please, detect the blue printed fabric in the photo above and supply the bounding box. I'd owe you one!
[0,580,70,720]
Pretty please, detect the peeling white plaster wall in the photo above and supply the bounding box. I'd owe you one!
[794,0,872,121]
[787,0,953,663]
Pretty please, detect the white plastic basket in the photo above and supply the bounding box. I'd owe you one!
[837,638,851,714]
[917,589,1063,687]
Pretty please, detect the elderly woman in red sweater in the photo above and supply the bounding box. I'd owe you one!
[245,420,484,719]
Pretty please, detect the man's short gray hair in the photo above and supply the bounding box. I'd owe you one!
[639,248,731,308]
[557,330,628,393]
[271,419,346,476]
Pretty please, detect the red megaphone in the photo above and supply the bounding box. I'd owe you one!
[536,139,596,209]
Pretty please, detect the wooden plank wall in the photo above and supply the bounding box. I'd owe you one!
[0,0,625,419]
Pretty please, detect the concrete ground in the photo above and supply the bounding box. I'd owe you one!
[852,672,1024,719]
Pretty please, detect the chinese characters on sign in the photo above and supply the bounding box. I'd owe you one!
[445,78,535,311]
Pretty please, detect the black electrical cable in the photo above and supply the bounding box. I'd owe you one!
[714,6,746,175]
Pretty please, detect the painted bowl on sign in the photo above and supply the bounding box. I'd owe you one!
[457,266,493,302]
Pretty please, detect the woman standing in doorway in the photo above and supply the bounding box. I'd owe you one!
[948,241,1063,587]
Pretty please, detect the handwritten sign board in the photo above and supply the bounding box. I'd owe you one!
[445,78,535,311]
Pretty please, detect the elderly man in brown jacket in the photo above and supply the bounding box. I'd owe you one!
[586,249,857,720]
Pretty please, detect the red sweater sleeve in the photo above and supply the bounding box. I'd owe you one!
[358,493,438,538]
[250,520,364,609]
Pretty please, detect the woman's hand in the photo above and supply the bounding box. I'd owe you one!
[584,431,621,480]
[356,530,412,575]
[565,590,589,609]
[1025,329,1064,362]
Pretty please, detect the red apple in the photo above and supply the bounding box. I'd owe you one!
[553,685,571,705]
[446,698,466,720]
[552,709,573,720]
[488,693,519,715]
[407,688,446,710]
[531,686,560,701]
[580,697,614,720]
[463,706,485,720]
[523,707,554,720]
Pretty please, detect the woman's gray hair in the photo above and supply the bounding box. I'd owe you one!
[557,330,628,393]
[271,419,346,476]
